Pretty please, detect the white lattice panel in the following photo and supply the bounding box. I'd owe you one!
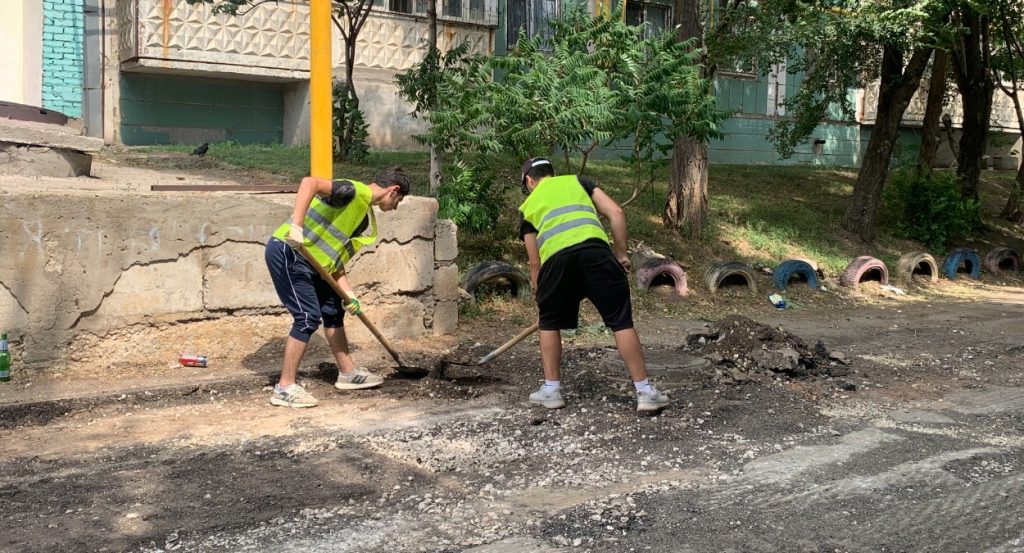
[117,0,138,63]
[862,80,1023,132]
[354,13,490,71]
[123,0,309,70]
[118,0,492,75]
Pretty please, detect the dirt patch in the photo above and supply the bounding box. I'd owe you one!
[683,315,851,386]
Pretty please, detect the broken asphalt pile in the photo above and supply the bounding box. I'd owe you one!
[683,315,855,388]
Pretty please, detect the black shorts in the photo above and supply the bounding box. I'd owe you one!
[536,242,634,332]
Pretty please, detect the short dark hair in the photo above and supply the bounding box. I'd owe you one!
[375,166,411,195]
[521,157,555,185]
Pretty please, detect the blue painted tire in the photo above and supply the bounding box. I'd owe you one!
[773,260,820,291]
[942,248,981,280]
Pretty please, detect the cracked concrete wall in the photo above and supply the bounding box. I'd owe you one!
[0,194,457,369]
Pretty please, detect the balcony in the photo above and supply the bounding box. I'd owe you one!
[116,0,496,80]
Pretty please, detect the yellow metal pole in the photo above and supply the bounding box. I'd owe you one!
[309,0,332,179]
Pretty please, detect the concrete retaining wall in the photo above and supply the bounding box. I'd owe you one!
[0,193,457,369]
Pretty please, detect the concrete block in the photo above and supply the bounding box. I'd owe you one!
[203,243,280,310]
[0,284,30,331]
[434,219,458,262]
[0,118,103,153]
[432,301,458,335]
[0,142,92,177]
[374,196,437,243]
[348,239,434,293]
[93,255,204,320]
[346,297,427,342]
[433,264,459,301]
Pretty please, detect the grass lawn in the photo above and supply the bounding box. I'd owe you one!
[130,143,1024,287]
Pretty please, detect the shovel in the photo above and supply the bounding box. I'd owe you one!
[297,246,538,376]
[296,246,431,376]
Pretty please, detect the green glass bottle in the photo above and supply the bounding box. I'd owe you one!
[0,332,10,382]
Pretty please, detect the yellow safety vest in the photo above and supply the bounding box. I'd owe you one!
[519,175,609,265]
[272,180,377,274]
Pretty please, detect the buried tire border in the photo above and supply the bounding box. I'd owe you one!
[896,251,939,284]
[941,248,981,280]
[461,261,532,302]
[772,259,820,291]
[704,261,758,295]
[839,256,889,290]
[635,258,689,296]
[983,247,1021,276]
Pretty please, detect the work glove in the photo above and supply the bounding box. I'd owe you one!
[284,223,304,249]
[343,295,362,315]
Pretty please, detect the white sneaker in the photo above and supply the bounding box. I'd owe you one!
[270,384,319,408]
[637,386,669,413]
[335,367,384,390]
[529,386,566,409]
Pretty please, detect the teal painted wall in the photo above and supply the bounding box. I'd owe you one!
[710,116,861,166]
[42,0,85,117]
[120,73,284,146]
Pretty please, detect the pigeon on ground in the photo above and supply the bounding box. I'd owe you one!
[191,142,210,156]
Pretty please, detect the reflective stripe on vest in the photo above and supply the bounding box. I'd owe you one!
[519,175,609,264]
[536,214,604,250]
[304,209,357,259]
[271,180,376,273]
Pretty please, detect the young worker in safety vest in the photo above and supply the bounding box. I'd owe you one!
[519,158,670,413]
[264,168,410,408]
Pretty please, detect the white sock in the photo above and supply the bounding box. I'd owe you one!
[633,379,653,394]
[543,380,561,392]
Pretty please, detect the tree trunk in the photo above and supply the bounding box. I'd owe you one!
[665,0,708,237]
[666,136,709,238]
[843,45,932,242]
[427,0,442,194]
[950,5,993,202]
[918,50,948,175]
[1002,162,1024,224]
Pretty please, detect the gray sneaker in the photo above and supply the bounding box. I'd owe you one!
[271,384,319,408]
[637,386,670,413]
[335,367,384,390]
[529,386,566,409]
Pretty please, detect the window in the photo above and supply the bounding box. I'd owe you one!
[506,0,556,48]
[443,0,462,17]
[388,0,426,15]
[624,1,671,39]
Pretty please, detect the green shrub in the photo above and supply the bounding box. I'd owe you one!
[437,161,504,232]
[883,168,981,251]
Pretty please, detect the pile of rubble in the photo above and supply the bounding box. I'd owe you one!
[683,315,852,385]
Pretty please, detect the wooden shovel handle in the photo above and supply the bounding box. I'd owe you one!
[477,322,540,365]
[295,246,404,366]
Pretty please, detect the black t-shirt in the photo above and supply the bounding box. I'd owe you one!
[320,179,369,236]
[518,176,599,240]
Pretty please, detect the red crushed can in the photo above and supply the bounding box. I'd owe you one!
[179,354,208,368]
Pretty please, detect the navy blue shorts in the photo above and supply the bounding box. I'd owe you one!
[264,238,345,342]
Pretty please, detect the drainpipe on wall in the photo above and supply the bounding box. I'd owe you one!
[83,0,103,137]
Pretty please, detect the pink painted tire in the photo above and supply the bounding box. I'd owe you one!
[840,256,889,289]
[635,259,688,297]
[983,247,1021,275]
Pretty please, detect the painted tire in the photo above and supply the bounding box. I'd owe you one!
[839,256,889,289]
[704,261,757,295]
[461,261,531,302]
[772,259,820,291]
[941,248,981,280]
[896,251,939,284]
[635,259,688,296]
[983,247,1021,275]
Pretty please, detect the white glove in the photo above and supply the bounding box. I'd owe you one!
[285,223,304,248]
